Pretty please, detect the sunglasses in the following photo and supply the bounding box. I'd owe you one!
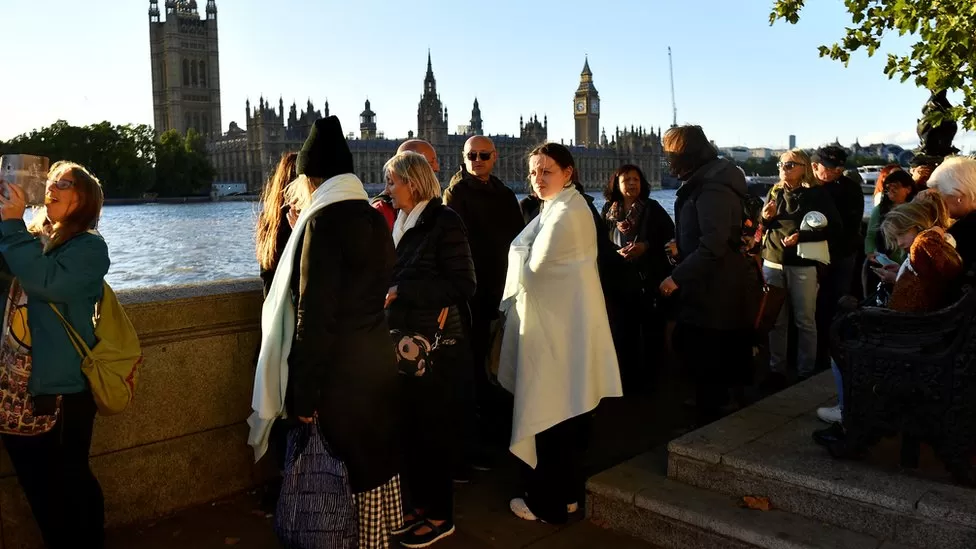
[466,151,492,161]
[777,161,804,170]
[46,178,75,190]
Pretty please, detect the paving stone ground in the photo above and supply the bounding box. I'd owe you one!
[105,361,698,549]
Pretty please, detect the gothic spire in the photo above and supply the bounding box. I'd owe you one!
[423,51,436,95]
[582,56,592,77]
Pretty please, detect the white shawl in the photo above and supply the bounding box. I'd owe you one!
[497,187,622,468]
[247,173,369,462]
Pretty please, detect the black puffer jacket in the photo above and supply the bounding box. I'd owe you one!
[671,158,755,331]
[387,198,477,341]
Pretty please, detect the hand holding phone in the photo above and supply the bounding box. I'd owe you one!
[873,253,898,267]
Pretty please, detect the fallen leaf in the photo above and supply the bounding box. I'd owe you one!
[225,537,241,546]
[743,496,771,511]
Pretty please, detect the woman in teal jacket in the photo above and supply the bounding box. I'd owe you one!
[0,161,109,549]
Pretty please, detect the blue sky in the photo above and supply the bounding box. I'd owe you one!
[2,0,973,153]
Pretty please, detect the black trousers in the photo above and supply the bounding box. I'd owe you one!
[816,255,857,371]
[1,390,104,549]
[399,341,469,521]
[522,413,593,525]
[673,322,752,426]
[467,305,511,448]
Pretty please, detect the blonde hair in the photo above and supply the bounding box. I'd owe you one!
[911,189,952,229]
[881,201,940,250]
[27,161,103,250]
[283,174,316,212]
[256,152,297,271]
[383,151,441,202]
[775,149,819,190]
[927,155,976,204]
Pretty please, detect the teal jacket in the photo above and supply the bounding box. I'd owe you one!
[0,220,109,396]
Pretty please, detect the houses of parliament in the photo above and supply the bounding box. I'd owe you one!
[149,0,664,192]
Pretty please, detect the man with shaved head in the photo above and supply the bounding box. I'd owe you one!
[371,139,440,230]
[397,138,440,173]
[444,135,524,470]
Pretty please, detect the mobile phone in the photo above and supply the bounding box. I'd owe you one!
[0,155,50,206]
[874,253,898,267]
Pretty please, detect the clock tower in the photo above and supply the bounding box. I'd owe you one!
[573,57,600,148]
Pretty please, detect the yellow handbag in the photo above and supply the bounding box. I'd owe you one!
[50,282,142,415]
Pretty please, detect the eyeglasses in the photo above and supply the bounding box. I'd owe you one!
[466,151,493,161]
[46,178,75,190]
[777,162,804,170]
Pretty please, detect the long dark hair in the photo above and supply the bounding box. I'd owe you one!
[878,169,917,217]
[256,152,298,271]
[28,161,104,251]
[603,164,651,203]
[527,142,579,188]
[662,125,717,179]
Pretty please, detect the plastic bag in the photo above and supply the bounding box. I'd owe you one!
[274,423,357,549]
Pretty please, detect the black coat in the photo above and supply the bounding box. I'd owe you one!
[287,200,399,493]
[443,171,524,319]
[949,210,976,271]
[822,174,865,259]
[671,158,755,331]
[600,198,676,287]
[387,199,477,342]
[761,184,844,267]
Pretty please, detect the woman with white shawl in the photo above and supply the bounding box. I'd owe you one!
[249,117,403,548]
[498,142,622,524]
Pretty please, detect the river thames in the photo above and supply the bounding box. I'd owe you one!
[85,189,873,290]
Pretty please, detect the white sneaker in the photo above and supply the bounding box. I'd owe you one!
[817,405,843,424]
[510,498,538,521]
[510,497,579,520]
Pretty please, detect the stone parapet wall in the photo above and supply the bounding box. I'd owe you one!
[0,280,271,549]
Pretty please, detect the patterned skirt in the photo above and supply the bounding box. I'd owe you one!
[353,475,403,549]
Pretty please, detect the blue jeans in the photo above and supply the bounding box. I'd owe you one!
[764,264,819,377]
[832,359,844,409]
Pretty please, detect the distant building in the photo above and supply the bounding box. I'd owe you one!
[718,146,751,163]
[151,4,663,193]
[789,134,796,150]
[148,0,221,139]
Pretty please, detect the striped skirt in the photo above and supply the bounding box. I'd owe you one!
[353,475,404,549]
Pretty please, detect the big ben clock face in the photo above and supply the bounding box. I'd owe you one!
[591,100,599,114]
[576,100,586,113]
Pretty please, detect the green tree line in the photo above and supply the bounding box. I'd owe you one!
[0,120,214,198]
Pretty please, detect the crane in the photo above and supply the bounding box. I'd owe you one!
[668,46,677,128]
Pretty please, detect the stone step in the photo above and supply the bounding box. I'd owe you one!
[587,455,901,549]
[666,378,976,549]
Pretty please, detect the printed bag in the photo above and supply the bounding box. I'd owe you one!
[390,307,452,377]
[274,422,357,549]
[0,280,60,436]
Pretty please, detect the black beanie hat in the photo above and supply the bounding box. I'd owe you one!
[297,116,355,180]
